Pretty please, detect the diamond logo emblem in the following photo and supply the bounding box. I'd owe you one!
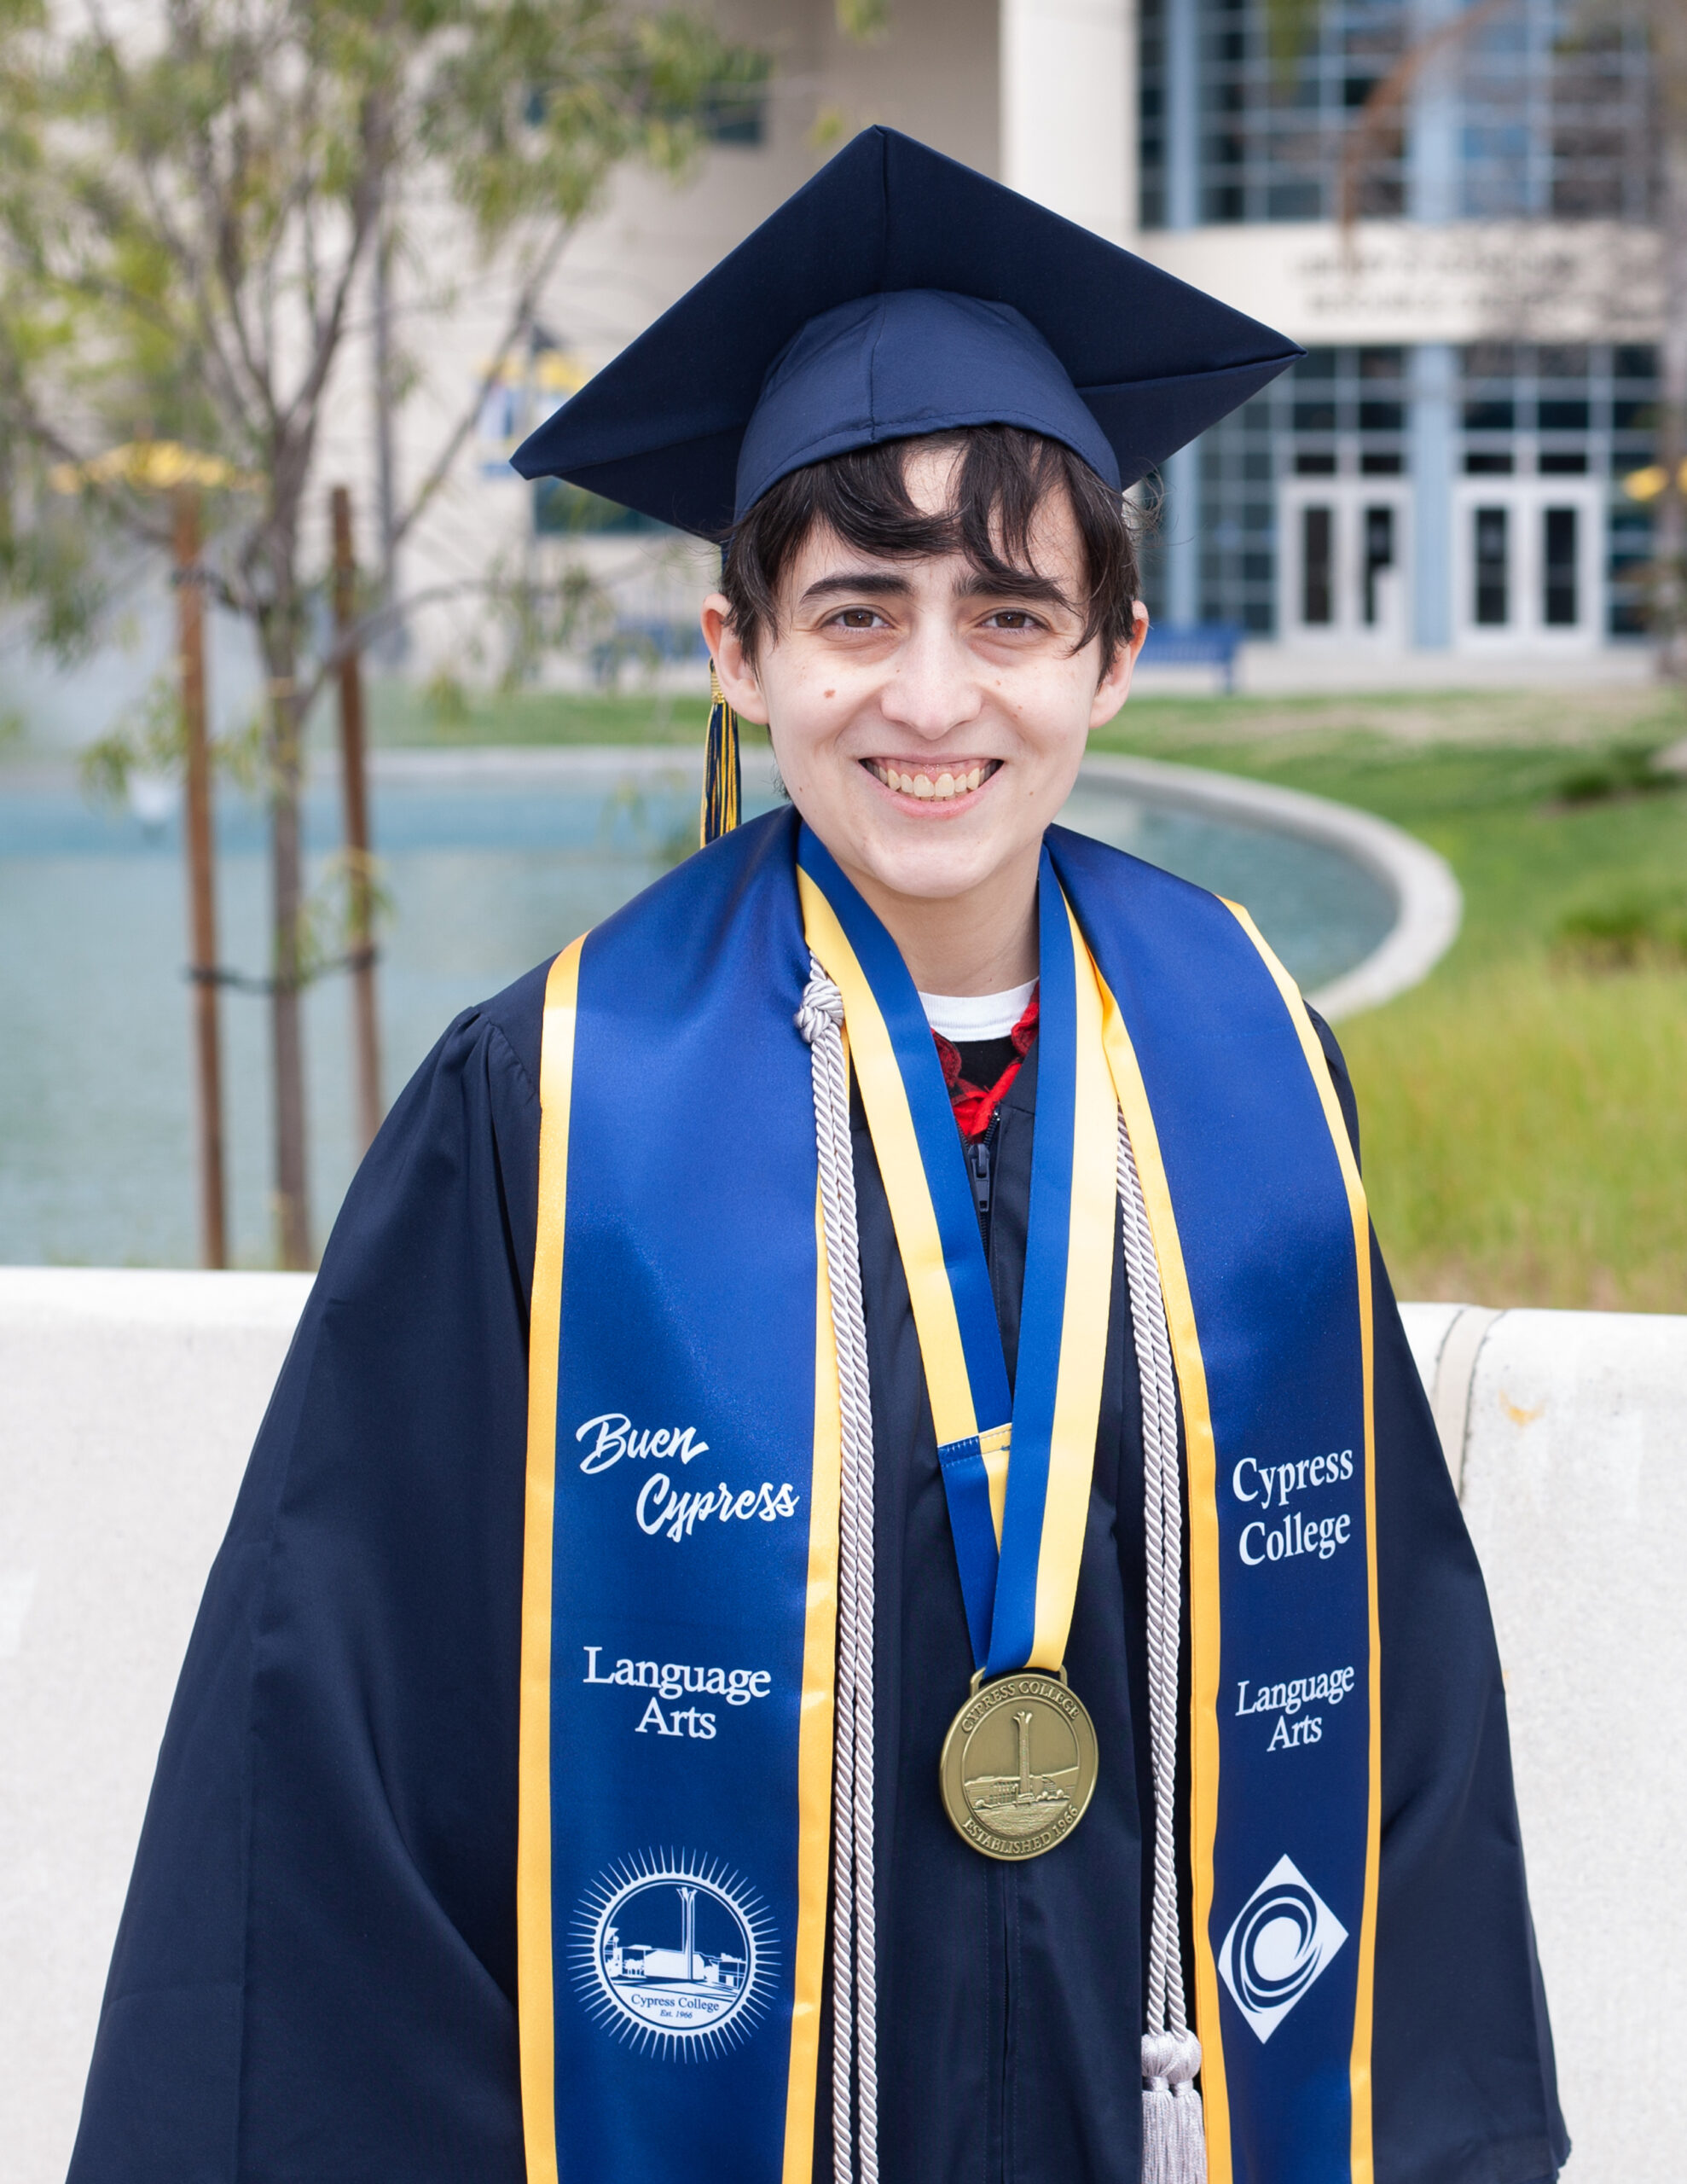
[1218,1853,1348,2042]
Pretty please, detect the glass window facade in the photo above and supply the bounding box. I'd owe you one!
[1139,0,1658,228]
[1139,345,1657,637]
[1135,0,1661,642]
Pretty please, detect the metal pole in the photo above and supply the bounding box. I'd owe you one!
[174,484,228,1268]
[331,485,383,1152]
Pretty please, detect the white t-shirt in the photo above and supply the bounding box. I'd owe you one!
[915,979,1037,1042]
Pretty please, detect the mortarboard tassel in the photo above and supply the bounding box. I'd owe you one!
[700,662,742,847]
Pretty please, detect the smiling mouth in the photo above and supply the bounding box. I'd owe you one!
[862,758,1001,802]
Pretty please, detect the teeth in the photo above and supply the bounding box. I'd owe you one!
[867,759,994,800]
[870,759,994,799]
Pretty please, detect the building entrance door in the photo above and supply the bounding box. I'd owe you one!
[1278,481,1412,648]
[1451,479,1604,652]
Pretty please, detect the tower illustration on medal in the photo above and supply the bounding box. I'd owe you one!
[940,1673,1100,1861]
[967,1705,1076,1832]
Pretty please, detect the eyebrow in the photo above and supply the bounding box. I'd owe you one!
[797,570,914,607]
[797,566,1075,611]
[954,568,1074,610]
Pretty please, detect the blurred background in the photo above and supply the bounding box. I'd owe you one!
[2,0,1684,1300]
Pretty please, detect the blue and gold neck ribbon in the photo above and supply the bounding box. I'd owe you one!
[796,825,1116,1679]
[517,809,1378,2184]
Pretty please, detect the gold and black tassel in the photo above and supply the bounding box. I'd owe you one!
[700,661,743,847]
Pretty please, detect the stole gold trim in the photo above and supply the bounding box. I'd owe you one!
[517,936,585,2184]
[797,871,979,1449]
[1025,912,1118,1670]
[781,1182,844,2180]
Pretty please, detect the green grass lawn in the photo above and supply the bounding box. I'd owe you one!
[374,675,1687,1312]
[367,678,713,747]
[1092,685,1687,1313]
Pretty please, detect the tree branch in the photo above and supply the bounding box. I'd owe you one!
[1336,0,1516,234]
[388,217,577,555]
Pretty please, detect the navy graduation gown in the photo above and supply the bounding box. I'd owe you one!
[68,961,1567,2184]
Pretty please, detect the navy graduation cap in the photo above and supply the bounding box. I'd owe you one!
[513,125,1301,537]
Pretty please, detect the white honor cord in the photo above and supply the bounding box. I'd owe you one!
[1117,1114,1207,2183]
[800,966,1197,2184]
[797,960,879,2184]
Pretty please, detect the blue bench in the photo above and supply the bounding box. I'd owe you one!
[1136,621,1245,694]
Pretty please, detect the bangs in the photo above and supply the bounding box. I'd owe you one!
[720,426,1143,667]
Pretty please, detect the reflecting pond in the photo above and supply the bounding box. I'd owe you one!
[0,756,1393,1266]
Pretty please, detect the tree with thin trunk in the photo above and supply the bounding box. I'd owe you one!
[0,0,765,1267]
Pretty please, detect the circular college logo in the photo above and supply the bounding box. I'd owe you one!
[570,1850,779,2060]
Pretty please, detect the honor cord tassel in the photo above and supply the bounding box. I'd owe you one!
[1118,1116,1206,2184]
[797,960,879,2184]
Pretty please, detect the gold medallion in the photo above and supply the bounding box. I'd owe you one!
[938,1670,1099,1862]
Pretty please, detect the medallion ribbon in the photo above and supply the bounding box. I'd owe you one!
[796,827,1116,1680]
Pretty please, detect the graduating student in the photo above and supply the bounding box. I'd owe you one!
[71,131,1566,2184]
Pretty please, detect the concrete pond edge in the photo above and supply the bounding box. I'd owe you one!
[357,743,1461,1023]
[1074,753,1464,1019]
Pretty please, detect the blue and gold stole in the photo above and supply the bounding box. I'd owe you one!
[519,809,1379,2184]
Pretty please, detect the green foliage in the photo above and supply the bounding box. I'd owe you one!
[835,0,891,43]
[1261,0,1323,76]
[1555,884,1687,965]
[0,0,765,690]
[1554,742,1681,804]
[421,667,473,729]
[78,671,268,804]
[294,846,395,985]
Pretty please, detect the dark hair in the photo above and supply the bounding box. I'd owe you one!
[719,425,1143,670]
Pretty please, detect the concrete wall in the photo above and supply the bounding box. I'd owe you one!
[0,1270,310,2183]
[2,1269,1680,2180]
[1398,1300,1687,2184]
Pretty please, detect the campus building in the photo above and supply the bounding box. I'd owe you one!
[455,0,1667,683]
[1130,0,1662,671]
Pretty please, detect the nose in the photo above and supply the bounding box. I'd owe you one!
[875,619,983,741]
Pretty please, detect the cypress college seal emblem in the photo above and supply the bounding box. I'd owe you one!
[939,1672,1099,1861]
[570,1851,779,2059]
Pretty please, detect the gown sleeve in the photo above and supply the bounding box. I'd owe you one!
[66,965,548,2184]
[1306,1010,1569,2184]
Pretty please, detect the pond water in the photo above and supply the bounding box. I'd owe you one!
[0,757,1393,1267]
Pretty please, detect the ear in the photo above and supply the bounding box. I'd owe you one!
[700,595,771,726]
[1088,601,1150,731]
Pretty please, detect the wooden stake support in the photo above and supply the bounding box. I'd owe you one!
[331,485,383,1153]
[174,484,228,1268]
